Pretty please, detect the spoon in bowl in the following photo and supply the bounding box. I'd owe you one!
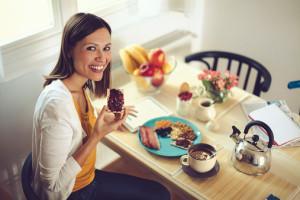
[208,146,224,159]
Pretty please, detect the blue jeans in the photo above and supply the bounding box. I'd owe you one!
[68,170,170,200]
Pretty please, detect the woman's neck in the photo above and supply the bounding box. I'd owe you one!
[63,73,87,93]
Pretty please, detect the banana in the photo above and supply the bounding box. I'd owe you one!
[119,49,139,74]
[126,44,149,65]
[131,44,149,62]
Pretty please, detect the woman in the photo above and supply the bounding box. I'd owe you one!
[32,13,170,200]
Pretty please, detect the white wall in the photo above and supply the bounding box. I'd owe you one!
[0,64,52,199]
[191,0,300,112]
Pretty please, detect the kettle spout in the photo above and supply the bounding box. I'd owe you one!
[230,125,242,144]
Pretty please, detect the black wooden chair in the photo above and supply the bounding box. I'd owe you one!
[185,51,272,96]
[21,153,39,200]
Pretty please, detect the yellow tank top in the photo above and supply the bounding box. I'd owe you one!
[72,91,97,192]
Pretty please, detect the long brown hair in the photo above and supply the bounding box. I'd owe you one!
[44,13,112,97]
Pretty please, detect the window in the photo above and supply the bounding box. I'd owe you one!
[0,0,55,46]
[0,0,186,82]
[77,0,131,16]
[0,0,140,81]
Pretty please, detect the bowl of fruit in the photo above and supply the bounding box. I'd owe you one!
[120,44,177,94]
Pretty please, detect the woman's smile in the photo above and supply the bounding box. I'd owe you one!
[89,64,105,73]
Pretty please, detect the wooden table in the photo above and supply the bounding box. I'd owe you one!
[93,63,300,200]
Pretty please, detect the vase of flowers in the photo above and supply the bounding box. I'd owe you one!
[198,69,239,103]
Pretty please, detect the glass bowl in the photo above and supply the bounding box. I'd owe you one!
[130,56,177,94]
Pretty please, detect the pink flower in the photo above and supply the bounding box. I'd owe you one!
[198,69,239,92]
[215,79,225,90]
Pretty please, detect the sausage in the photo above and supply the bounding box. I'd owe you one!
[144,126,160,150]
[140,126,150,148]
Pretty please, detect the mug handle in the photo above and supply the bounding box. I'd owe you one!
[180,155,189,167]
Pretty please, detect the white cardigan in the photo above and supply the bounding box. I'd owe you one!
[32,80,86,200]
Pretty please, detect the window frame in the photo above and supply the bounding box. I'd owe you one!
[0,0,136,82]
[0,0,188,82]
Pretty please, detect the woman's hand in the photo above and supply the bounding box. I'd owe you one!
[93,106,127,140]
[103,106,137,132]
[117,106,137,131]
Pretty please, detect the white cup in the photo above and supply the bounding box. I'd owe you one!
[180,143,217,173]
[195,98,216,122]
[176,97,192,116]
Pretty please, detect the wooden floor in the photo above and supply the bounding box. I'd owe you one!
[103,157,195,200]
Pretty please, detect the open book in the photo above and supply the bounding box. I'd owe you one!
[124,96,172,132]
[249,104,300,147]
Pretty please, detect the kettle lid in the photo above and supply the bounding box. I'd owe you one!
[244,120,274,149]
[244,134,268,152]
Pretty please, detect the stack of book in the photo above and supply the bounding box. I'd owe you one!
[242,100,300,148]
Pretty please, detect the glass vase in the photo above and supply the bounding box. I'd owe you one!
[206,89,228,103]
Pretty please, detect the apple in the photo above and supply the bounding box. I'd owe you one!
[139,63,155,76]
[151,68,164,87]
[149,48,166,68]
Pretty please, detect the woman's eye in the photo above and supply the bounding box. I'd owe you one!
[87,46,96,51]
[104,46,111,51]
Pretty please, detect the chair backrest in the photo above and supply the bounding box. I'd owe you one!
[185,51,272,96]
[21,153,39,200]
[288,80,300,89]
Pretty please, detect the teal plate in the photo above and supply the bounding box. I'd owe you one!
[138,116,202,157]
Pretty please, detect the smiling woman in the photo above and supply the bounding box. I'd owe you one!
[44,13,112,97]
[32,13,170,200]
[71,28,111,82]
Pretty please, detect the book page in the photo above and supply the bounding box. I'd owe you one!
[249,104,300,146]
[124,97,172,132]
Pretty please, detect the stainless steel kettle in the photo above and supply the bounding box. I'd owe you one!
[230,120,274,175]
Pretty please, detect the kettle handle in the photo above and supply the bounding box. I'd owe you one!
[244,120,274,148]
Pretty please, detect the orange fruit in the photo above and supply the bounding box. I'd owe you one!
[162,62,173,74]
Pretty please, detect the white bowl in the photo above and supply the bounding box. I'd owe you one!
[131,56,177,94]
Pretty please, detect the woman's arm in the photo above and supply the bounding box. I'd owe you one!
[73,106,127,166]
[38,101,129,192]
[39,100,81,192]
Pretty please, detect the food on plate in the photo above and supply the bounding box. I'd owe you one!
[155,127,172,138]
[107,89,124,120]
[149,119,197,149]
[154,120,173,137]
[170,127,181,140]
[171,138,193,149]
[155,120,173,129]
[172,122,196,141]
[140,126,160,149]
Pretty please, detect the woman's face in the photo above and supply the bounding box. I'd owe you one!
[71,28,111,82]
